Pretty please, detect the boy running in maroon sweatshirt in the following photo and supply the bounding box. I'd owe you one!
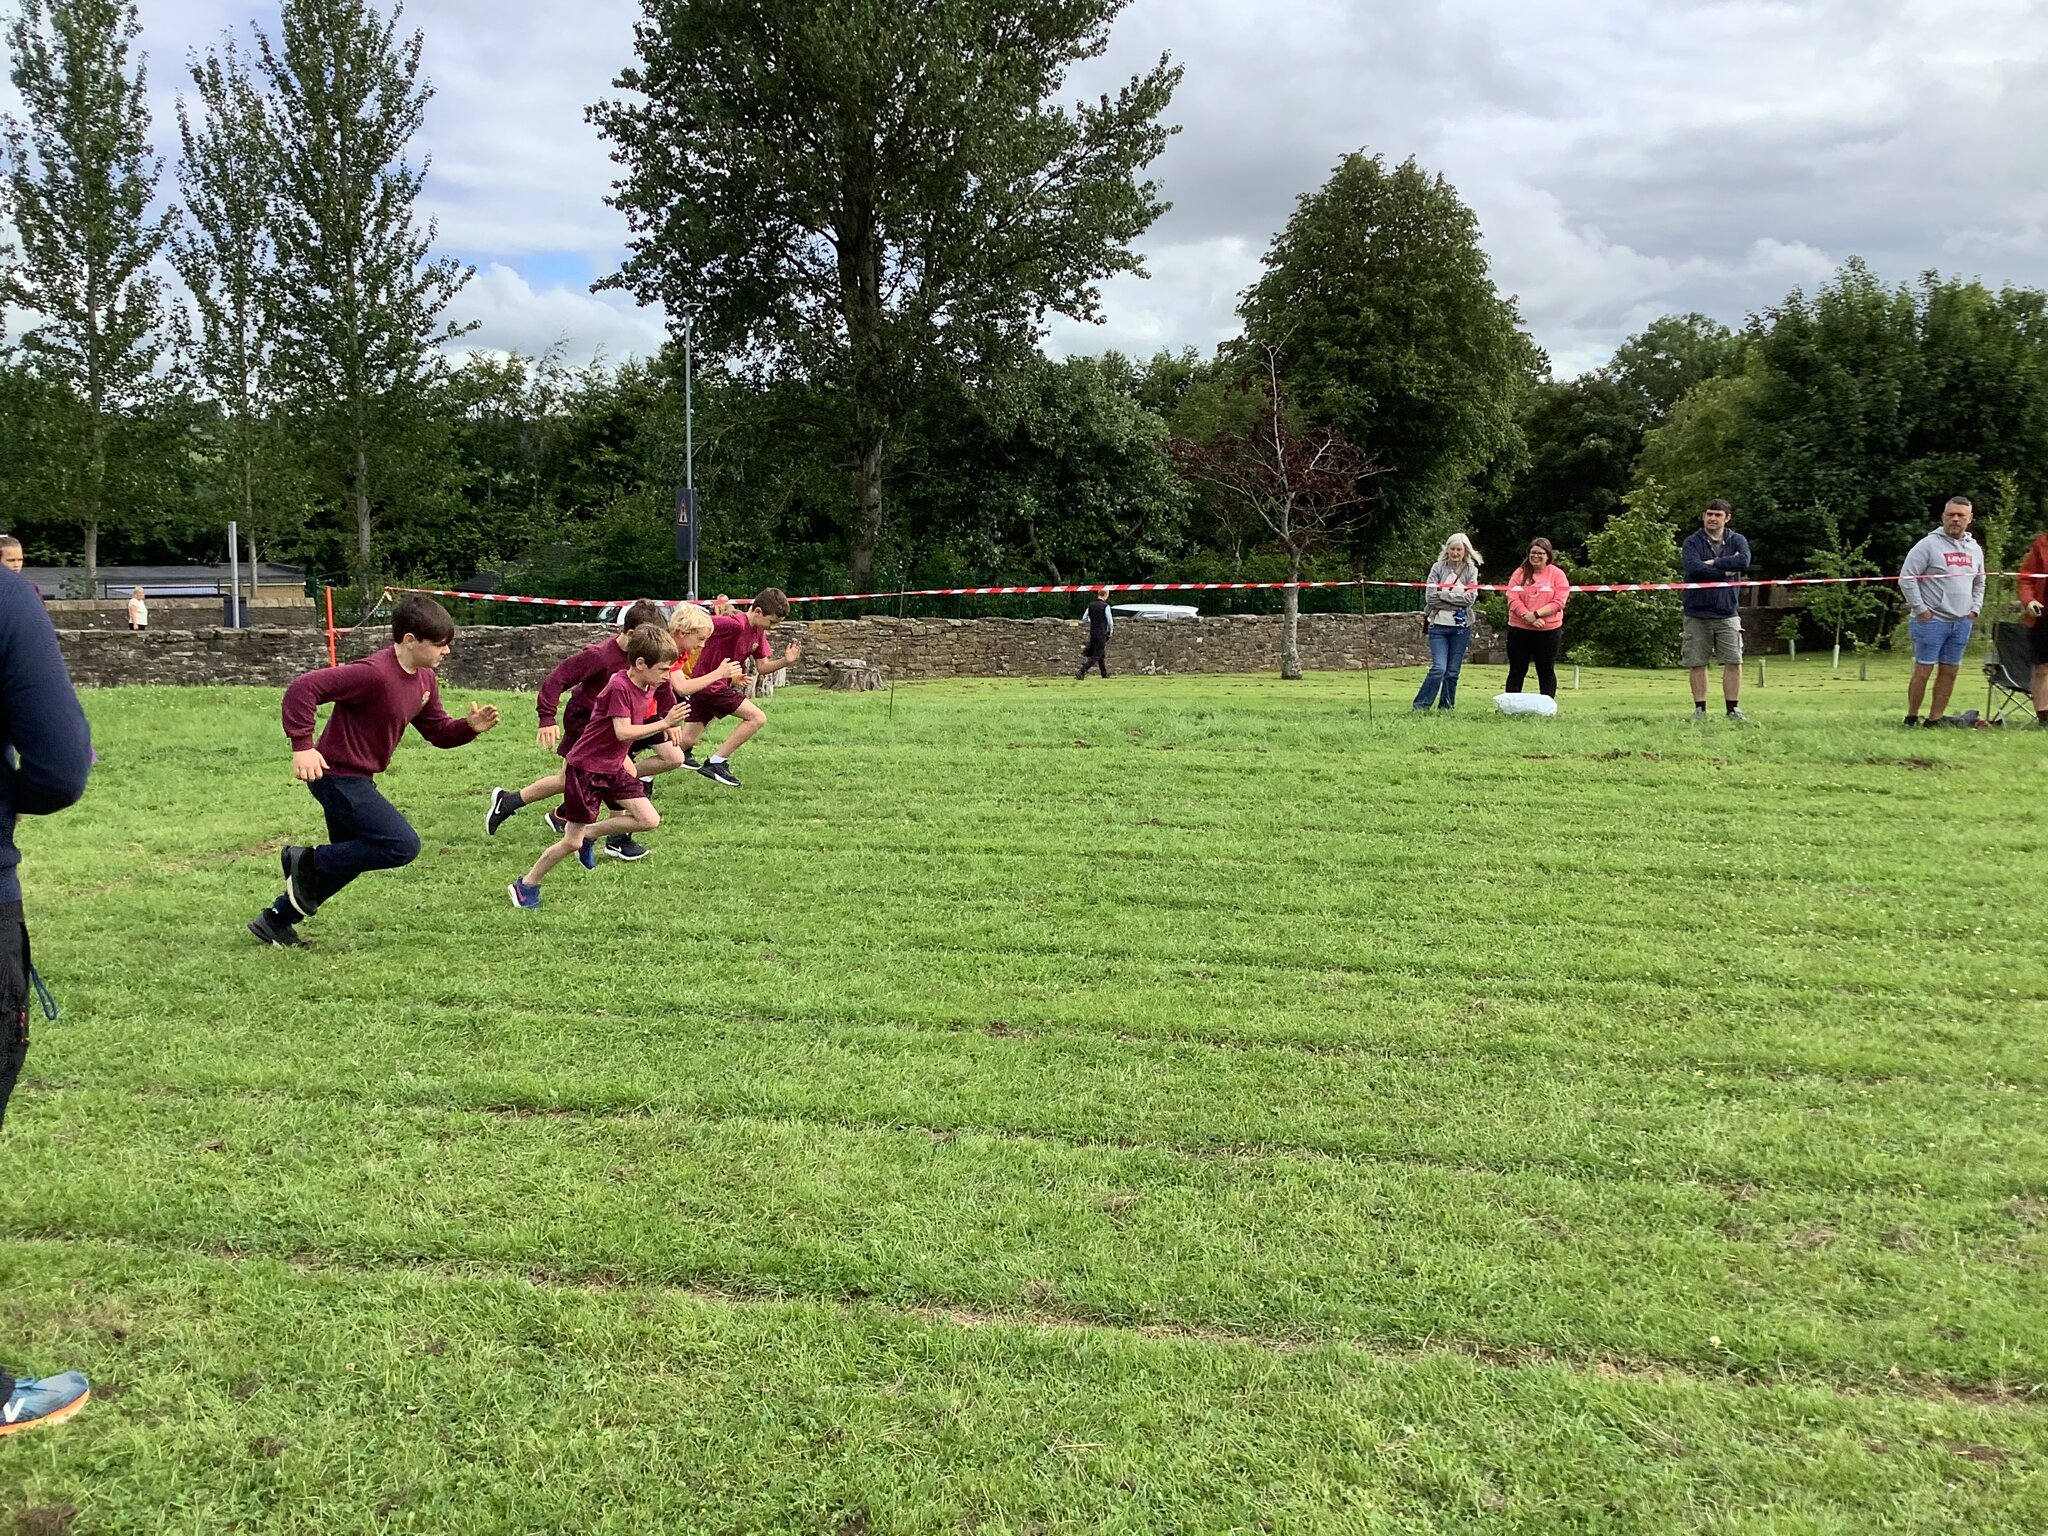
[483,600,687,859]
[250,595,500,948]
[673,588,804,787]
[509,625,739,908]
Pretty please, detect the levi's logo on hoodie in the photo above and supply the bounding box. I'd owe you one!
[1943,551,1976,569]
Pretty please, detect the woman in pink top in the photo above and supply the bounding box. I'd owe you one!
[1505,537,1570,698]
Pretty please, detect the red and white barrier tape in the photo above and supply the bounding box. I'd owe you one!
[393,570,2002,609]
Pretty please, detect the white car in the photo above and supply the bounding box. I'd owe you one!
[1109,603,1200,621]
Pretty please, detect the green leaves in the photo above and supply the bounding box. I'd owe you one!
[590,0,1180,585]
[1,0,175,583]
[1238,153,1535,565]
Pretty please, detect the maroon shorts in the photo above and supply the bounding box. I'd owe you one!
[560,765,648,827]
[685,683,748,724]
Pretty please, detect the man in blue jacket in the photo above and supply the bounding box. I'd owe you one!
[1680,500,1752,722]
[0,565,94,1438]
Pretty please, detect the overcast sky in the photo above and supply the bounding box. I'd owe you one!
[16,0,2048,377]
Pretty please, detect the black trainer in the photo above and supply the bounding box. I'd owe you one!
[248,911,309,949]
[697,760,741,788]
[680,749,699,769]
[280,845,319,919]
[545,808,567,835]
[637,776,656,796]
[485,786,522,836]
[605,834,650,861]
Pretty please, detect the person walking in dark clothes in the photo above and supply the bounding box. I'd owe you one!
[1076,589,1114,680]
[0,565,95,1437]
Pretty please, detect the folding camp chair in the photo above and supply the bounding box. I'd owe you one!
[1984,622,2037,725]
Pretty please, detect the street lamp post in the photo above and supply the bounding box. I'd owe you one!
[684,315,696,602]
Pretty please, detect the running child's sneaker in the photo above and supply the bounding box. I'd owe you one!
[605,835,650,861]
[577,838,597,871]
[507,879,541,910]
[697,760,741,788]
[248,911,309,948]
[0,1371,90,1437]
[545,809,567,835]
[280,845,318,918]
[485,787,522,836]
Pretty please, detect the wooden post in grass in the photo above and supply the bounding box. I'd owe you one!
[324,587,337,667]
[1356,577,1373,720]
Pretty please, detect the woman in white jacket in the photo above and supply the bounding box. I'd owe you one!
[1413,534,1481,710]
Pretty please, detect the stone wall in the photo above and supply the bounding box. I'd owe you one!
[47,599,320,631]
[57,610,1491,690]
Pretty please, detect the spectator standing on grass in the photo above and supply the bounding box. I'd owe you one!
[1900,497,1985,728]
[2019,529,2048,725]
[1504,538,1570,699]
[1679,501,1751,722]
[1413,533,1481,710]
[1076,587,1114,680]
[0,563,94,1437]
[126,586,147,632]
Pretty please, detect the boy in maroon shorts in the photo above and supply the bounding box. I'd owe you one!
[251,594,500,948]
[674,588,804,787]
[509,626,740,908]
[483,600,688,859]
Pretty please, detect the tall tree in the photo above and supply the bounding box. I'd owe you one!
[2,0,174,590]
[173,36,295,592]
[1237,153,1535,565]
[590,0,1180,589]
[256,0,473,592]
[1170,346,1379,679]
[1604,312,1741,424]
[1469,376,1643,565]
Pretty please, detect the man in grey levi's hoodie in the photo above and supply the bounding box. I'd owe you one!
[1899,497,1986,727]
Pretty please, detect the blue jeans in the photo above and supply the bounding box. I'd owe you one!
[299,774,421,910]
[1908,616,1973,667]
[1413,624,1473,709]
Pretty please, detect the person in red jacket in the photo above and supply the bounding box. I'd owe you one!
[2019,532,2048,725]
[250,594,499,947]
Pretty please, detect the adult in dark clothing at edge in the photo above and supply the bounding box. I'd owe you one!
[1076,588,1114,680]
[0,564,94,1437]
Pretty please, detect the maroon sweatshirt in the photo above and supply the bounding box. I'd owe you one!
[536,637,629,734]
[282,645,477,777]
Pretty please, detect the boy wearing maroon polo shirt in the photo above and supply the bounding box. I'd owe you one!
[674,588,804,788]
[484,601,682,856]
[251,594,500,948]
[509,626,738,908]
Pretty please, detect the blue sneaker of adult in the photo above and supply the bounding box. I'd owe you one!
[0,1371,90,1437]
[577,838,597,871]
[507,879,541,910]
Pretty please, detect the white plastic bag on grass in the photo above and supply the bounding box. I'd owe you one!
[1492,693,1557,717]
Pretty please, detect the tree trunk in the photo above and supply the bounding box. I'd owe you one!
[83,518,99,599]
[353,443,375,598]
[1280,549,1303,680]
[849,433,884,591]
[243,456,258,612]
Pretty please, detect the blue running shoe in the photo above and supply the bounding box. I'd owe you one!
[544,809,567,835]
[0,1371,90,1437]
[577,837,597,871]
[507,879,541,910]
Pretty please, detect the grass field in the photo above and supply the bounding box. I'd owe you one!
[2,656,2045,1533]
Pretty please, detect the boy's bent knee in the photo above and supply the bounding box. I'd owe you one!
[377,826,423,868]
[638,805,661,831]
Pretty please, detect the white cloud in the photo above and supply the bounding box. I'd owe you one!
[6,0,2048,375]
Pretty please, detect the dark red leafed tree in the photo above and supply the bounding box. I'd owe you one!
[1170,346,1382,679]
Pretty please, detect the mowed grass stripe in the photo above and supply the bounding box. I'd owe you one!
[28,1007,2048,1198]
[6,1242,2044,1536]
[5,1089,2043,1389]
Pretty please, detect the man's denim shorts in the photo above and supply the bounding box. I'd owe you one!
[1908,615,1973,667]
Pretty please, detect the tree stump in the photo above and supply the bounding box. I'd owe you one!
[820,659,886,691]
